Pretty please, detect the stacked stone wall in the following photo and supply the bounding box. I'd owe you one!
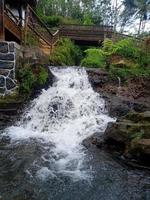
[0,42,17,95]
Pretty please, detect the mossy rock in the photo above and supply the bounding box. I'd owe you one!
[128,139,150,163]
[104,111,150,166]
[124,111,150,123]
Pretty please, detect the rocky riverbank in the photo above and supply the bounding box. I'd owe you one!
[86,68,150,168]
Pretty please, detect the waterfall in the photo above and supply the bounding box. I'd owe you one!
[3,67,115,180]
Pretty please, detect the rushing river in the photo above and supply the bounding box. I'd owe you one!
[0,67,150,200]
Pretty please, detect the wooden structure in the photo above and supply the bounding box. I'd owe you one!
[0,0,115,49]
[60,24,114,46]
[0,0,59,53]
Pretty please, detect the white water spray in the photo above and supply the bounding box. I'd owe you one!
[4,67,115,179]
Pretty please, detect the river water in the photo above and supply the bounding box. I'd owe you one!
[0,67,150,200]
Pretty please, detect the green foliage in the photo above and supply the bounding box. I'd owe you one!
[103,39,114,53]
[17,66,36,94]
[36,0,112,26]
[80,38,150,79]
[40,15,62,27]
[37,67,49,86]
[26,30,39,46]
[113,39,140,59]
[49,38,82,66]
[83,14,94,25]
[61,17,80,25]
[17,65,49,95]
[81,49,106,68]
[109,65,150,79]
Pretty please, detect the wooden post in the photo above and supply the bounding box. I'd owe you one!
[0,0,5,41]
[23,5,29,45]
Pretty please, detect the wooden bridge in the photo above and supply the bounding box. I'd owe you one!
[0,0,115,52]
[60,25,114,46]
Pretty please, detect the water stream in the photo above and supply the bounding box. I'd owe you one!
[0,67,150,200]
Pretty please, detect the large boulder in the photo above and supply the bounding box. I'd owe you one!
[104,111,150,166]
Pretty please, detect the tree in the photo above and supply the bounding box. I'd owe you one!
[122,0,150,34]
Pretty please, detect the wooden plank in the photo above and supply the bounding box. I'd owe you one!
[0,0,5,40]
[4,12,22,41]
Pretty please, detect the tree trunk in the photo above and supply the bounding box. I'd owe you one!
[138,15,142,35]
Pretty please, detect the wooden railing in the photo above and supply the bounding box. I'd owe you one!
[25,5,59,46]
[5,5,20,25]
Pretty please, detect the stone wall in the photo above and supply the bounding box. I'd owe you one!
[0,42,18,96]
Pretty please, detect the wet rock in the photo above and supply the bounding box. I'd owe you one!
[129,139,150,163]
[82,133,104,149]
[104,111,150,166]
[86,68,110,87]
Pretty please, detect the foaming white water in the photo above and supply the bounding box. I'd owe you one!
[4,67,115,179]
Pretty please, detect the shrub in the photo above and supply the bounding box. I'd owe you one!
[109,65,150,79]
[81,49,106,68]
[40,15,62,27]
[37,67,49,86]
[17,66,36,94]
[17,65,49,95]
[49,38,82,66]
[113,39,140,59]
[103,39,114,54]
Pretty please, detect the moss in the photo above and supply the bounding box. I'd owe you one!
[0,92,24,109]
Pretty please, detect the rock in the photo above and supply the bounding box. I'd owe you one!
[0,69,10,76]
[0,53,14,61]
[86,68,110,87]
[0,61,14,69]
[9,42,15,52]
[0,42,8,53]
[129,139,150,161]
[82,133,104,149]
[0,76,5,87]
[104,111,150,166]
[6,78,16,90]
[8,70,15,79]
